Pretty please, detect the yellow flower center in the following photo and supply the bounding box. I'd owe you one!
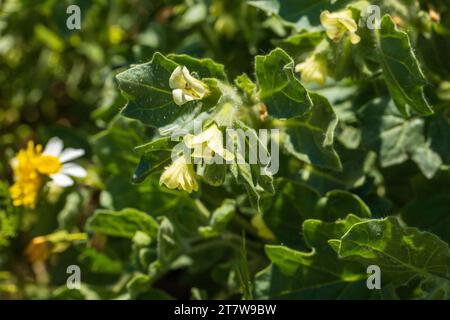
[34,155,62,175]
[184,82,202,98]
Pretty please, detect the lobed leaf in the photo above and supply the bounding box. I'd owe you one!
[255,48,312,119]
[334,217,450,285]
[282,93,341,171]
[117,52,203,128]
[374,15,433,117]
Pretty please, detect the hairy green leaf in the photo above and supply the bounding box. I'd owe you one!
[117,52,202,127]
[254,214,368,299]
[255,48,312,119]
[282,93,341,170]
[86,208,159,239]
[374,15,433,116]
[359,97,441,178]
[335,217,450,284]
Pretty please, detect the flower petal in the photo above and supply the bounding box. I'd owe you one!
[182,67,207,97]
[159,157,198,193]
[338,16,358,33]
[320,11,335,27]
[184,126,218,147]
[50,173,74,187]
[10,157,18,169]
[59,148,85,163]
[350,32,361,44]
[61,163,87,178]
[172,88,187,106]
[325,26,343,41]
[43,137,64,157]
[169,66,185,89]
[321,9,359,44]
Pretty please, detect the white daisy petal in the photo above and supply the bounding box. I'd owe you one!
[59,148,85,163]
[50,173,74,187]
[61,163,87,178]
[43,137,64,156]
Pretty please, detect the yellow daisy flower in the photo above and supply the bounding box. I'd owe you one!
[9,141,43,208]
[9,137,86,208]
[37,137,86,187]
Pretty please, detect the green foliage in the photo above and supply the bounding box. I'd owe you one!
[255,48,312,119]
[373,16,433,117]
[0,182,19,248]
[334,217,450,286]
[359,97,442,178]
[86,208,159,239]
[1,0,450,301]
[281,93,341,170]
[254,214,369,299]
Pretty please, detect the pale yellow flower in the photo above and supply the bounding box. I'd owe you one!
[159,157,199,193]
[295,55,328,85]
[184,124,234,162]
[169,66,208,106]
[320,10,361,44]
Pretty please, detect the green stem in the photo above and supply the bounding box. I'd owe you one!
[233,214,259,238]
[148,230,264,285]
[222,232,264,254]
[194,199,211,219]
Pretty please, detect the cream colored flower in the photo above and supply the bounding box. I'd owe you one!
[184,124,234,162]
[295,55,328,85]
[159,157,199,193]
[169,66,208,106]
[320,10,361,44]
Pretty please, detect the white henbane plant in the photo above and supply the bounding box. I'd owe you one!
[86,1,450,301]
[5,0,450,302]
